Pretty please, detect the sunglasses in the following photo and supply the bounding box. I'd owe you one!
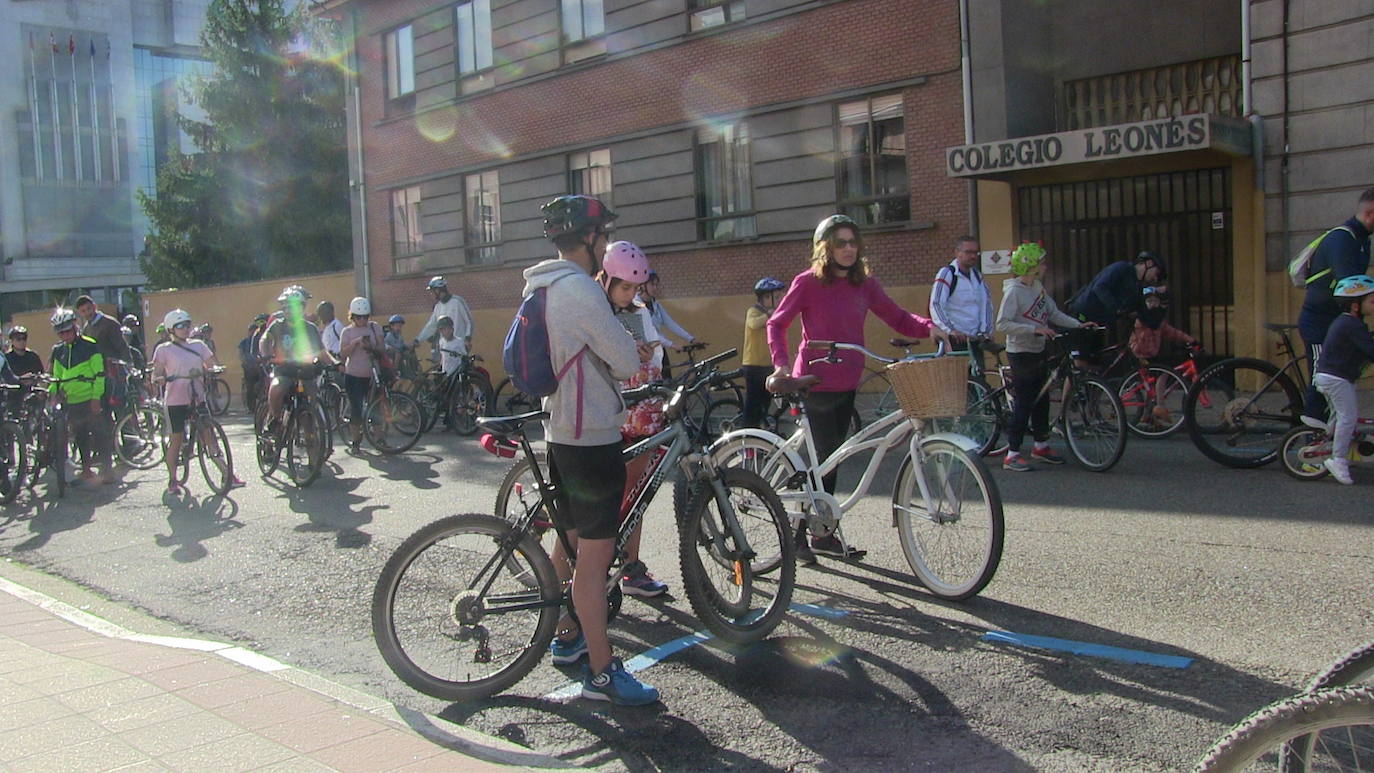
[10,335,26,341]
[174,322,192,329]
[831,238,859,248]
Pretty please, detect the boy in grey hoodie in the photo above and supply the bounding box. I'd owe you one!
[529,195,659,706]
[995,242,1093,471]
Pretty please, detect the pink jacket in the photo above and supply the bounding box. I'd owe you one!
[767,270,933,392]
[1129,320,1194,360]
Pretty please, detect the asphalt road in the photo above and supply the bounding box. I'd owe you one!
[0,409,1369,772]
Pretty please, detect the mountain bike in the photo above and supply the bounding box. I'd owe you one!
[1183,322,1306,468]
[254,367,329,488]
[372,348,794,702]
[26,374,88,499]
[708,340,1005,600]
[205,373,231,416]
[163,370,236,495]
[333,361,424,454]
[115,398,168,470]
[410,351,493,436]
[0,386,28,505]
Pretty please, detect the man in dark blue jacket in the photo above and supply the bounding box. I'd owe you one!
[1068,250,1167,325]
[1297,187,1374,420]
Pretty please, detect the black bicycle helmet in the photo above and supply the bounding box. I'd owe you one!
[541,195,617,240]
[7,325,27,338]
[813,214,861,245]
[1136,250,1167,281]
[122,314,140,327]
[754,277,786,294]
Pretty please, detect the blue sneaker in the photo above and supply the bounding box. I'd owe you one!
[550,633,588,665]
[581,657,659,706]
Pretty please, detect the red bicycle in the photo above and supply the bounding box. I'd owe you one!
[1114,341,1208,438]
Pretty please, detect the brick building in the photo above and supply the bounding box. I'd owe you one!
[319,0,972,360]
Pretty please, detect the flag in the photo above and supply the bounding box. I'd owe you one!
[68,34,75,56]
[49,31,57,54]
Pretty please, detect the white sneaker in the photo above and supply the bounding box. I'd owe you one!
[1323,458,1354,485]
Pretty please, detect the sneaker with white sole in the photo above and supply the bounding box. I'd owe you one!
[550,632,588,664]
[1324,458,1354,485]
[1002,455,1031,472]
[621,568,669,598]
[1031,447,1065,465]
[582,657,659,706]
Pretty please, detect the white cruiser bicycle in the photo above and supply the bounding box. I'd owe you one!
[707,340,1004,600]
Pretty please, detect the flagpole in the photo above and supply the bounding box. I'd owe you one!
[48,33,63,180]
[89,38,101,182]
[69,35,82,181]
[27,34,44,181]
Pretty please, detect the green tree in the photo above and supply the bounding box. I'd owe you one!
[140,0,350,288]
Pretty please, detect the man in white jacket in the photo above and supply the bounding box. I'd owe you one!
[415,276,475,356]
[529,194,657,706]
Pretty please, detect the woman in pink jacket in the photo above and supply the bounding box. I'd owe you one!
[768,214,945,563]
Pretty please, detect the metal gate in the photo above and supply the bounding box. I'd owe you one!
[1017,168,1233,355]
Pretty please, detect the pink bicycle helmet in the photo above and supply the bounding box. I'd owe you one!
[602,241,650,283]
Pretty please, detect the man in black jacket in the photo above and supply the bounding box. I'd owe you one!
[75,295,133,414]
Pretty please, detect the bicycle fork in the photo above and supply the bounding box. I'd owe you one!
[892,434,957,527]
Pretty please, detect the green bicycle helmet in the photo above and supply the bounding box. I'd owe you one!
[1010,242,1047,276]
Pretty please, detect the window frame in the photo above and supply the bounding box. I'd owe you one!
[390,185,423,259]
[688,0,746,32]
[385,24,416,108]
[567,148,613,207]
[463,169,502,265]
[694,121,757,243]
[455,0,494,93]
[560,0,607,64]
[835,93,911,228]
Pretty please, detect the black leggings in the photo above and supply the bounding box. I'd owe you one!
[740,366,771,429]
[1006,351,1052,454]
[803,390,856,494]
[344,375,371,424]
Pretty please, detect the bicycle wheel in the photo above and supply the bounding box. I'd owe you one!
[704,398,744,437]
[412,383,441,434]
[1120,367,1189,438]
[493,377,539,416]
[1063,377,1127,472]
[285,409,325,488]
[371,514,560,702]
[708,434,801,576]
[0,423,26,505]
[1310,642,1374,691]
[678,468,794,644]
[927,378,1003,456]
[319,381,346,442]
[494,454,552,533]
[207,378,231,416]
[254,400,280,477]
[892,438,1003,600]
[172,435,191,486]
[1280,426,1330,481]
[195,419,234,496]
[447,378,492,436]
[1186,358,1302,469]
[49,419,67,499]
[115,406,167,470]
[1193,687,1374,773]
[365,390,423,454]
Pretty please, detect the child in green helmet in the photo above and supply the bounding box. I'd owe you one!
[995,242,1095,472]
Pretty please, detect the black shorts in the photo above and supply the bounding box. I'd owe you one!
[167,404,191,434]
[547,441,625,541]
[272,364,320,382]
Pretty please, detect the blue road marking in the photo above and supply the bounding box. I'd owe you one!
[982,631,1193,669]
[789,602,850,620]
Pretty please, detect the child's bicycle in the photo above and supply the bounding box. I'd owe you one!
[1279,412,1374,481]
[370,348,795,702]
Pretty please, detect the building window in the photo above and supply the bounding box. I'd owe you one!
[838,94,909,226]
[561,0,605,62]
[569,149,612,206]
[455,0,493,93]
[465,170,501,264]
[385,25,415,100]
[695,122,756,242]
[391,186,422,256]
[689,0,745,31]
[133,48,211,196]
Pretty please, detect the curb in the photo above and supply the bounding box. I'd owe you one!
[0,575,578,770]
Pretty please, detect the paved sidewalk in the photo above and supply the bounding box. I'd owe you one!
[0,582,564,772]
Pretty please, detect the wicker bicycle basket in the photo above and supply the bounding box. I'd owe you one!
[886,355,967,419]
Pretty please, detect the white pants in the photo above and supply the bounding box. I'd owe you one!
[1314,373,1357,462]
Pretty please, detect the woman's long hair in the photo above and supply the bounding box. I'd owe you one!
[809,233,869,286]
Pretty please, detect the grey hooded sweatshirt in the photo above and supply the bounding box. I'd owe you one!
[521,258,640,446]
[995,277,1082,354]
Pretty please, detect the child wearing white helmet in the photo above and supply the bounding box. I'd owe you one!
[1312,274,1374,484]
[595,240,669,599]
[339,297,386,453]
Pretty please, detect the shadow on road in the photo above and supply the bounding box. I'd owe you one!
[153,491,244,562]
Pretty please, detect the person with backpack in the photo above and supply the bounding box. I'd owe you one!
[930,235,994,371]
[1295,187,1374,421]
[516,194,657,706]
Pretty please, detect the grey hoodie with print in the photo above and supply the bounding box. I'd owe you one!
[995,277,1082,354]
[521,258,640,446]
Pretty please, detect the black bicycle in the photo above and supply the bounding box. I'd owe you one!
[164,369,236,495]
[410,350,494,436]
[254,367,330,488]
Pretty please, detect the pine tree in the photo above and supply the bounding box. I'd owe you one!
[140,0,350,288]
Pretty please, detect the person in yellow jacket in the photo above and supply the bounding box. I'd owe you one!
[741,277,785,428]
[49,308,113,484]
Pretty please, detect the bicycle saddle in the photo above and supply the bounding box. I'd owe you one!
[476,410,548,437]
[766,373,820,395]
[889,337,921,348]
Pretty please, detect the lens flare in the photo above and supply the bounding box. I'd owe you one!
[416,107,459,143]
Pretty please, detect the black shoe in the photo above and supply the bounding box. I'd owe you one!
[810,534,866,560]
[794,537,817,566]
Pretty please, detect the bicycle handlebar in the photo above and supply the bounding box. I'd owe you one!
[806,339,948,367]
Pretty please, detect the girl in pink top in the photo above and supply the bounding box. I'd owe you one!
[151,309,241,494]
[766,215,944,562]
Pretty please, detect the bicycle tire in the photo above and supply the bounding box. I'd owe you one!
[1185,358,1302,469]
[254,401,280,477]
[703,398,744,438]
[50,418,67,499]
[207,378,231,416]
[0,423,26,505]
[1120,367,1189,438]
[1311,642,1374,692]
[1279,426,1329,481]
[678,468,794,644]
[1063,376,1128,472]
[927,378,1003,456]
[320,381,347,442]
[115,406,166,470]
[493,377,539,417]
[1192,686,1374,773]
[372,513,560,702]
[286,409,325,488]
[196,419,234,496]
[706,433,801,575]
[173,437,191,485]
[892,439,1003,600]
[448,377,492,436]
[365,390,423,454]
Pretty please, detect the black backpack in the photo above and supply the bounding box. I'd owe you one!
[940,264,982,294]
